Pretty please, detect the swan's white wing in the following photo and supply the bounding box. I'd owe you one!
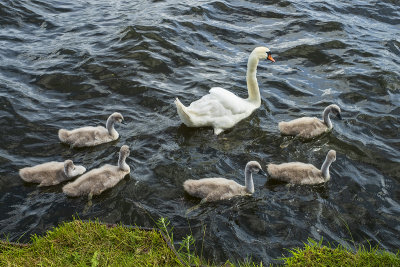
[209,87,251,114]
[188,87,250,117]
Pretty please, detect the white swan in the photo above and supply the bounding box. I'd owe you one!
[58,112,125,148]
[267,150,337,185]
[175,47,275,135]
[278,104,342,139]
[19,160,86,187]
[62,145,130,197]
[183,161,266,202]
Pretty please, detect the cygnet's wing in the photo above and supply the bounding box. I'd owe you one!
[267,162,322,184]
[67,126,109,147]
[19,162,64,184]
[184,177,242,201]
[279,117,326,138]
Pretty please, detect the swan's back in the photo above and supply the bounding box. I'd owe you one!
[267,162,324,184]
[58,126,112,147]
[278,117,327,139]
[183,178,245,202]
[62,164,128,197]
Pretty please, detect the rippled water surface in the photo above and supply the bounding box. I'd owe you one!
[1,0,399,263]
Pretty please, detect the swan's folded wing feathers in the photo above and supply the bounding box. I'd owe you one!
[187,88,250,117]
[189,97,225,116]
[209,87,250,114]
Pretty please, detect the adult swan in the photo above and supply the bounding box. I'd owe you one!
[175,47,275,135]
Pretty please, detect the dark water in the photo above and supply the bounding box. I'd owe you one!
[1,0,399,263]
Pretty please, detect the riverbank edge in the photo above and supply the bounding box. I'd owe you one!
[1,219,399,266]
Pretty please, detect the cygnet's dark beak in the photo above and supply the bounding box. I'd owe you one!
[258,169,268,177]
[336,113,342,120]
[121,120,127,125]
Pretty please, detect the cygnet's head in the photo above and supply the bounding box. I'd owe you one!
[119,145,130,158]
[246,161,267,176]
[110,112,125,124]
[64,160,86,178]
[328,104,342,120]
[326,150,337,162]
[252,47,275,62]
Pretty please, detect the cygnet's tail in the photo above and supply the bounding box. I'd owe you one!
[278,122,290,135]
[183,180,196,197]
[174,98,194,127]
[58,129,70,143]
[19,168,32,182]
[62,183,79,197]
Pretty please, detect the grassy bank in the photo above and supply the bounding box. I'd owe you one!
[281,238,400,266]
[0,220,185,266]
[1,219,399,266]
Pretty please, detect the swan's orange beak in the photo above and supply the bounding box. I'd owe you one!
[267,54,275,62]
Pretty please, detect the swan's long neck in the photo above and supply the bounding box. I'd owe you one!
[244,167,254,193]
[246,53,261,106]
[118,153,129,172]
[322,106,333,129]
[106,117,118,137]
[320,155,333,180]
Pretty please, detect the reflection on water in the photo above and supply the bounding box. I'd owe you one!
[0,0,399,263]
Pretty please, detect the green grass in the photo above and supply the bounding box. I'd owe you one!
[1,219,399,267]
[0,219,183,266]
[281,238,400,267]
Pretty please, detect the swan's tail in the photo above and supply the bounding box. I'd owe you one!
[174,98,194,127]
[58,129,70,143]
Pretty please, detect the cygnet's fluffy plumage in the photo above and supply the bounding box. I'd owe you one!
[278,104,342,139]
[267,150,337,184]
[183,161,266,202]
[62,145,130,197]
[175,47,275,135]
[19,160,86,187]
[58,112,125,147]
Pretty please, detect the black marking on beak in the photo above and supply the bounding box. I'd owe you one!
[259,169,268,177]
[336,113,342,120]
[266,51,275,62]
